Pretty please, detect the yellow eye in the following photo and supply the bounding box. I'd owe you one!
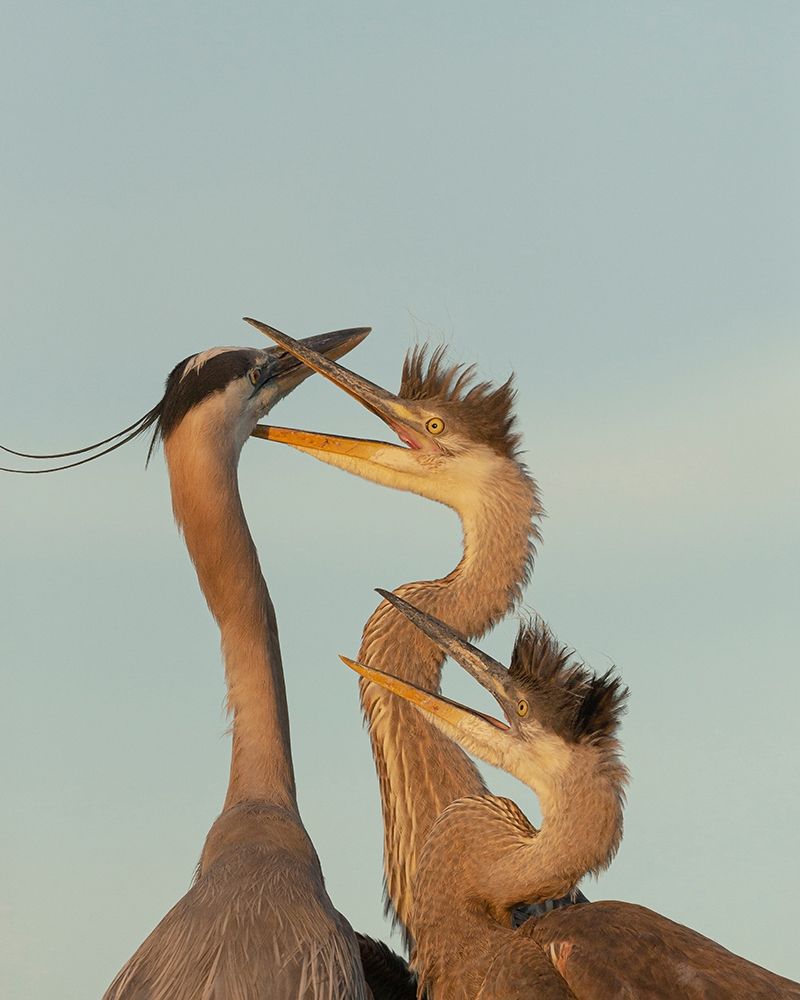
[517,700,529,718]
[425,417,445,435]
[248,368,262,386]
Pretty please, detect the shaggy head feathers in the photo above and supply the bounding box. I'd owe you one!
[399,345,521,459]
[508,620,628,747]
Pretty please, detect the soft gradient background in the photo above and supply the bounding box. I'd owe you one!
[2,3,798,996]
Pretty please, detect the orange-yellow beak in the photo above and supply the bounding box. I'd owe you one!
[339,654,509,733]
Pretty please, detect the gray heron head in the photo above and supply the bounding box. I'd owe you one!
[1,326,370,473]
[152,327,370,459]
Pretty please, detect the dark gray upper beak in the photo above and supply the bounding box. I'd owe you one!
[260,325,371,382]
[376,589,513,703]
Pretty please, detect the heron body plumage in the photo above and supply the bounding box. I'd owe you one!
[104,803,364,1000]
[356,935,419,1000]
[521,900,800,1000]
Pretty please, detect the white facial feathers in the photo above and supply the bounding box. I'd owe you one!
[181,347,248,381]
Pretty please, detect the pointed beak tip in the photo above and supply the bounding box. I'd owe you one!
[243,317,276,338]
[340,654,368,679]
[242,317,294,346]
[377,589,418,621]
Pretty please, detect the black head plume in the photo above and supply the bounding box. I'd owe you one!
[509,619,628,746]
[0,404,162,474]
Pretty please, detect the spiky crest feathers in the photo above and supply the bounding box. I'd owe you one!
[399,345,521,459]
[508,620,628,748]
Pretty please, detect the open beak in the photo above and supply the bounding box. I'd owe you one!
[243,318,428,458]
[340,655,510,733]
[340,589,515,733]
[377,590,513,709]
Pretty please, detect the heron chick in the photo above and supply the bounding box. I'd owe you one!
[343,592,800,1000]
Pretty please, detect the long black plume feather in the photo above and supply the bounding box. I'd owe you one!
[0,410,160,461]
[0,404,162,474]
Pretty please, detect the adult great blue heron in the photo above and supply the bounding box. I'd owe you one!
[344,593,800,1000]
[244,320,583,947]
[4,327,385,999]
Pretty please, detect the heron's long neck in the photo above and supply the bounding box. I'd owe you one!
[165,426,297,816]
[358,465,539,939]
[482,757,625,911]
[414,782,622,1000]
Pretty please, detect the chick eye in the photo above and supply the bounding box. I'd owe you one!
[425,417,445,435]
[517,700,529,718]
[248,368,262,386]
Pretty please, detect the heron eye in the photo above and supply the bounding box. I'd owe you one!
[248,368,262,386]
[517,699,529,718]
[425,417,445,435]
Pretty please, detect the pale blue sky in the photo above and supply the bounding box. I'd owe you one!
[1,2,798,996]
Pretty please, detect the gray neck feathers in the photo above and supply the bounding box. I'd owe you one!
[164,410,298,824]
[358,460,541,941]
